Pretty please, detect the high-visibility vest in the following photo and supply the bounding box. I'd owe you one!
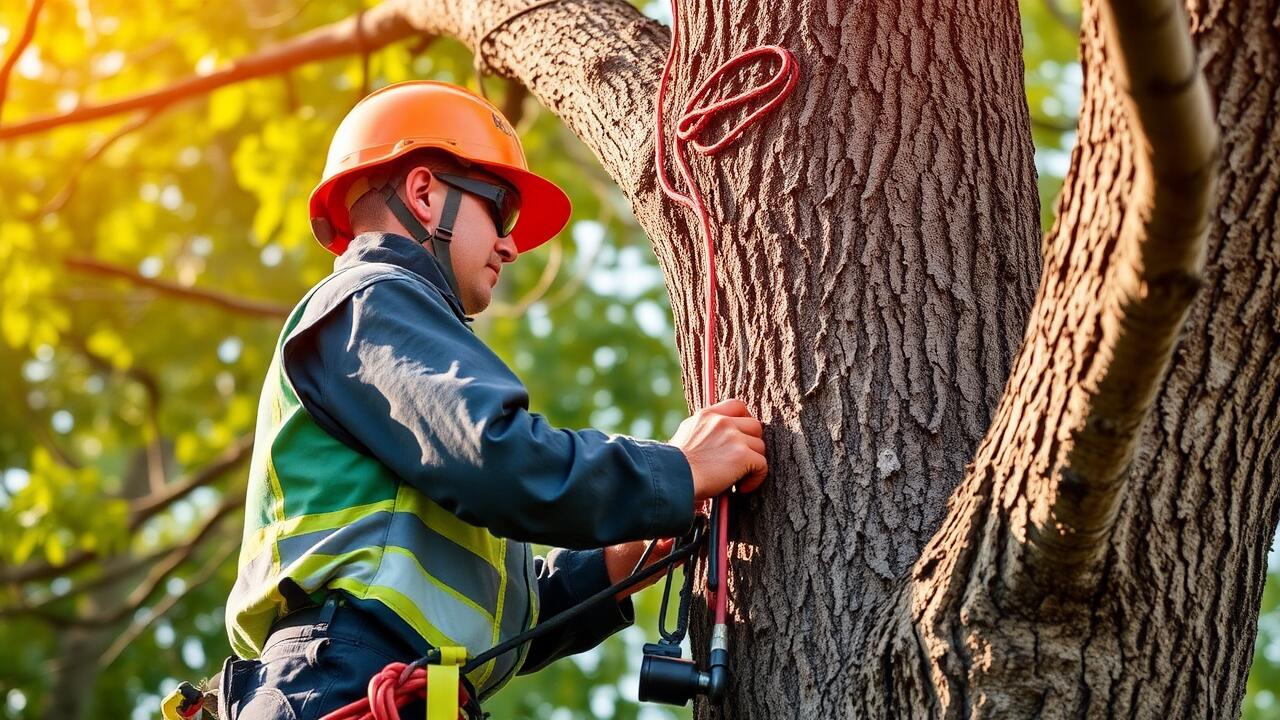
[225,264,539,696]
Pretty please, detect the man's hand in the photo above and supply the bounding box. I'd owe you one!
[669,398,768,503]
[604,538,675,600]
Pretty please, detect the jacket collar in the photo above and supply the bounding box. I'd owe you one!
[334,232,470,323]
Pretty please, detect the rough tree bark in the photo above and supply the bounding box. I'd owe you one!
[5,0,1274,715]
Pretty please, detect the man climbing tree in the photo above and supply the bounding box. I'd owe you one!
[0,0,1276,716]
[218,80,766,719]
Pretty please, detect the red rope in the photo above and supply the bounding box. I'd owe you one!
[318,663,468,720]
[653,2,798,625]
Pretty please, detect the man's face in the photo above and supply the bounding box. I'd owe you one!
[414,168,519,314]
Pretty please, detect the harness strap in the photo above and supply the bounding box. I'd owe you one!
[427,647,467,720]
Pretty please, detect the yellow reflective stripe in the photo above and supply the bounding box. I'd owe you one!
[240,499,399,561]
[265,453,287,527]
[280,501,398,537]
[331,577,456,652]
[398,490,504,570]
[358,550,500,685]
[382,546,494,623]
[265,372,288,526]
[474,540,508,691]
[286,549,383,589]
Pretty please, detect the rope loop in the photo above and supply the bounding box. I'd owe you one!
[674,45,798,157]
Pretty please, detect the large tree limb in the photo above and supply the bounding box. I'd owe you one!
[1023,0,1218,575]
[0,3,416,141]
[383,0,668,199]
[64,256,290,318]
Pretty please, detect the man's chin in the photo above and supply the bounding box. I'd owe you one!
[462,292,491,316]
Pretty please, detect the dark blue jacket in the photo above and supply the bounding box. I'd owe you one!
[281,231,695,671]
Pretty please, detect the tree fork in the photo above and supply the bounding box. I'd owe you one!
[879,0,1278,714]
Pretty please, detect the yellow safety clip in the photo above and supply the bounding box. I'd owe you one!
[160,682,204,720]
[426,647,467,720]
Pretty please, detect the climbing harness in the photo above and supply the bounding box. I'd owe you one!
[313,520,709,720]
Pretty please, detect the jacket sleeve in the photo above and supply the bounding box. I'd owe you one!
[519,548,633,673]
[282,275,695,548]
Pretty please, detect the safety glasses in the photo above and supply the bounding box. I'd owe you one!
[435,173,521,238]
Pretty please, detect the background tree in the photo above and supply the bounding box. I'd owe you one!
[0,0,1275,718]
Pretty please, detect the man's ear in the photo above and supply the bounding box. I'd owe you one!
[403,166,435,223]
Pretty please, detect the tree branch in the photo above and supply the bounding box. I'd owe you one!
[246,0,319,30]
[0,435,253,584]
[95,538,239,671]
[1024,0,1218,575]
[0,491,242,624]
[10,543,172,605]
[66,332,170,493]
[30,418,85,469]
[0,3,417,141]
[26,109,163,219]
[63,256,291,318]
[0,0,45,123]
[129,433,254,523]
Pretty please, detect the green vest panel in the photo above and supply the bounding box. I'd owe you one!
[226,267,539,696]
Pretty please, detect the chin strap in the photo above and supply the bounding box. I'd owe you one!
[378,182,465,305]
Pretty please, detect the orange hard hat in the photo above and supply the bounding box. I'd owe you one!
[309,81,572,255]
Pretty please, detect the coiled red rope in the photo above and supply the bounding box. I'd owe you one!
[319,663,469,720]
[653,1,798,625]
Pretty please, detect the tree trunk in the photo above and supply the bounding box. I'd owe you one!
[42,449,157,719]
[653,1,1043,717]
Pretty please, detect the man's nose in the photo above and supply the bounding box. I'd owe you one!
[496,234,518,263]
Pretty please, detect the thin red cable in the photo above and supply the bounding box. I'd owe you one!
[654,2,798,625]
